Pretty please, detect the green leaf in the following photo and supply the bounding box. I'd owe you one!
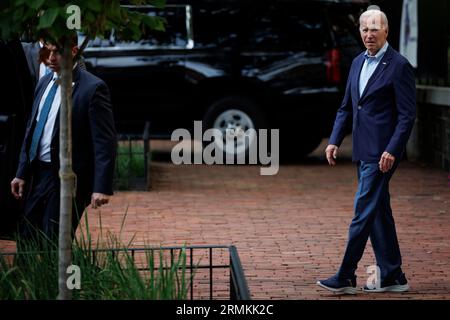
[153,17,166,32]
[149,0,166,9]
[1,0,167,42]
[142,15,165,32]
[86,1,102,13]
[108,2,122,22]
[28,0,46,10]
[129,23,141,41]
[129,0,166,9]
[13,6,24,22]
[0,23,11,39]
[85,11,95,23]
[37,7,59,29]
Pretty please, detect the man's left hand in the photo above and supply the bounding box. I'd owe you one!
[91,193,111,209]
[379,151,395,173]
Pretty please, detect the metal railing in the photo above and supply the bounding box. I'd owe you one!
[1,244,251,300]
[114,121,151,190]
[229,245,251,300]
[94,245,250,300]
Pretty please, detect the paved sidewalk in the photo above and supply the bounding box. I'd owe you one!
[1,138,449,299]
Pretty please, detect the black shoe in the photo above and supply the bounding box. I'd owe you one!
[317,274,357,295]
[363,272,409,293]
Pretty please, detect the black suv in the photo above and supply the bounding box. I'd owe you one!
[82,0,367,156]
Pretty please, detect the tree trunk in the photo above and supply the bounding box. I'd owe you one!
[57,38,75,300]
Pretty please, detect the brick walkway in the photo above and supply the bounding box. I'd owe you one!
[1,138,449,299]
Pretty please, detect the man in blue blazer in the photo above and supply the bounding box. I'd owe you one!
[317,9,416,294]
[10,38,117,242]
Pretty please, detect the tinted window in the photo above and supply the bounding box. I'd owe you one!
[193,5,241,49]
[243,4,328,52]
[83,5,192,50]
[327,6,365,66]
[125,6,189,48]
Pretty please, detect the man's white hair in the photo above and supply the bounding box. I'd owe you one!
[359,9,389,29]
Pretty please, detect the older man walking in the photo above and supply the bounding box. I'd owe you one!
[317,8,416,294]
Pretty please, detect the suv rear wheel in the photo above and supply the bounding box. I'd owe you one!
[203,96,266,160]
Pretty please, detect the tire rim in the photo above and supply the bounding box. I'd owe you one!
[213,109,256,156]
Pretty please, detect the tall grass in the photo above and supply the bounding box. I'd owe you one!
[0,212,195,300]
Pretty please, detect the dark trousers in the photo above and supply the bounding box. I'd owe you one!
[19,161,87,244]
[337,160,403,282]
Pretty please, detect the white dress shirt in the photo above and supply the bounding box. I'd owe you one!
[36,74,61,162]
[359,41,389,97]
[39,62,49,80]
[38,41,50,80]
[36,62,78,162]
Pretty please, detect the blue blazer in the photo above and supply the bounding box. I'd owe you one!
[16,65,117,199]
[329,45,416,162]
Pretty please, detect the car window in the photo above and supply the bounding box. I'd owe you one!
[243,3,327,52]
[328,8,362,49]
[193,5,241,49]
[83,5,193,51]
[326,6,365,66]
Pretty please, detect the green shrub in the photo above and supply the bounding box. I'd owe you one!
[0,214,194,300]
[115,141,147,190]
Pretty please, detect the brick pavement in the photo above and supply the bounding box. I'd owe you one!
[1,138,449,299]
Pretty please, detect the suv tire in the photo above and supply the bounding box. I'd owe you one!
[203,96,267,161]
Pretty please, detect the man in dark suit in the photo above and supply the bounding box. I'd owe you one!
[317,8,416,294]
[10,38,117,242]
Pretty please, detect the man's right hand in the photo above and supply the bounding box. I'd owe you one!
[11,178,26,200]
[325,144,339,166]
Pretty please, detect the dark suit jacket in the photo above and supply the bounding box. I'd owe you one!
[16,65,117,203]
[329,45,416,162]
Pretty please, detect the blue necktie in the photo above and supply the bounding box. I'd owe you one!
[29,81,59,162]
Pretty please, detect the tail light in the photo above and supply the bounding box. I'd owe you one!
[326,48,341,84]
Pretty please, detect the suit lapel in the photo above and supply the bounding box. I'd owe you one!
[359,46,393,102]
[352,54,365,102]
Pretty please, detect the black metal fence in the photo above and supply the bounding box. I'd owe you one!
[106,244,251,300]
[114,121,151,190]
[1,244,251,300]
